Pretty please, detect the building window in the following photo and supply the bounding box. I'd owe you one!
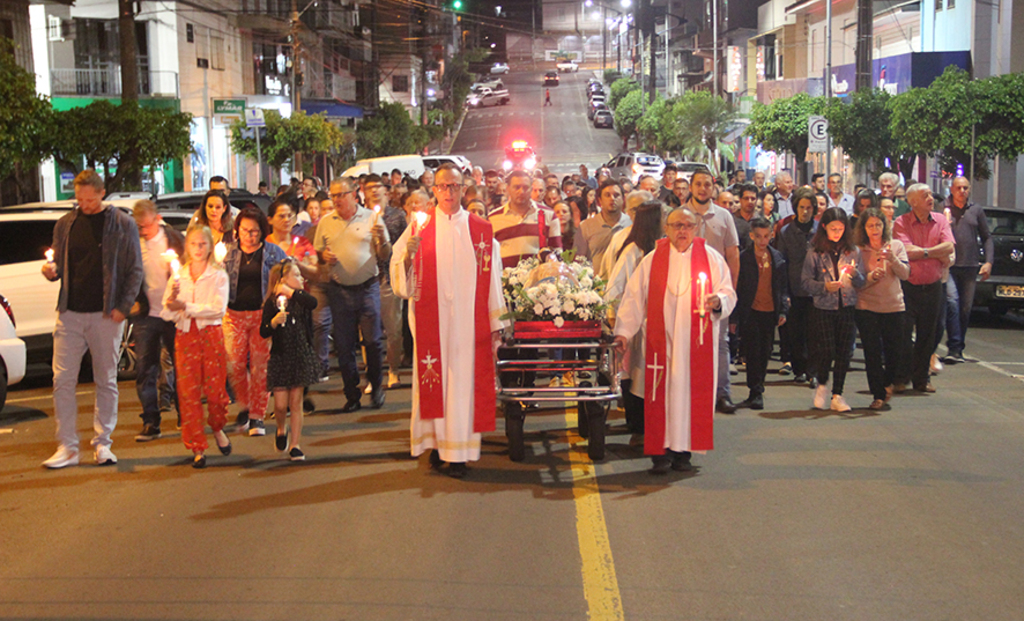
[393,74,409,93]
[186,23,194,43]
[211,34,225,70]
[935,0,943,9]
[48,15,64,42]
[947,0,954,8]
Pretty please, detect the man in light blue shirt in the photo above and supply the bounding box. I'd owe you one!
[827,173,855,216]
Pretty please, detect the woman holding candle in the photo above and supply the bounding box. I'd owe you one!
[193,190,234,245]
[801,207,865,412]
[161,225,232,468]
[260,259,319,461]
[268,199,318,283]
[853,207,910,410]
[222,207,287,436]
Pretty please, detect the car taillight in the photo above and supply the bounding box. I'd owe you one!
[0,294,14,329]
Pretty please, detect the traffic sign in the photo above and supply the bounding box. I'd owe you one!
[245,108,266,128]
[808,115,829,153]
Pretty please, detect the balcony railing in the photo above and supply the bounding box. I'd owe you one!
[50,68,180,98]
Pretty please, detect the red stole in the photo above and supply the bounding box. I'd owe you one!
[414,209,497,433]
[643,237,715,455]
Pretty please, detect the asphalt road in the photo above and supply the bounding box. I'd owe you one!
[454,68,623,177]
[4,68,1024,620]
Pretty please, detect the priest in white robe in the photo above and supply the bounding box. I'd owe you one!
[613,207,736,474]
[390,163,509,478]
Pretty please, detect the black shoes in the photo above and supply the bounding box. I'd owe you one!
[214,430,232,456]
[447,462,467,478]
[671,451,693,472]
[341,399,362,413]
[738,395,764,410]
[370,386,386,409]
[276,432,288,452]
[235,409,250,429]
[793,373,808,383]
[944,351,966,364]
[649,457,672,475]
[192,454,207,469]
[302,398,316,414]
[289,447,305,461]
[135,424,161,442]
[715,397,737,414]
[247,419,266,437]
[428,449,443,471]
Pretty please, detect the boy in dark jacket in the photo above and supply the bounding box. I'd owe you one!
[736,217,790,410]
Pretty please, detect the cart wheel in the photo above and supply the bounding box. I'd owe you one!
[586,401,607,461]
[505,402,525,462]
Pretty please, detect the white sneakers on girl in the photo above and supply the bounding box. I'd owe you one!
[813,384,829,410]
[830,394,851,412]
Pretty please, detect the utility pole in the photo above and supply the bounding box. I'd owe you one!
[602,5,607,72]
[855,0,872,91]
[711,0,718,97]
[118,0,142,189]
[290,0,303,175]
[825,0,832,178]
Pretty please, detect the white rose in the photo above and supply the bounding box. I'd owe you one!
[563,300,576,313]
[553,316,565,328]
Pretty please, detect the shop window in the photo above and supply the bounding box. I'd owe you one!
[211,34,225,70]
[393,75,409,93]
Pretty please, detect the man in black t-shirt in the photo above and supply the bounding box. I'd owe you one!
[41,170,144,469]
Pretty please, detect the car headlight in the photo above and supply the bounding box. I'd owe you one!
[503,160,513,171]
[469,97,479,105]
[524,157,536,169]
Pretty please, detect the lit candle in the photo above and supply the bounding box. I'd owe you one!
[373,204,381,226]
[214,241,227,263]
[698,272,708,319]
[169,257,181,281]
[413,210,428,234]
[45,248,54,263]
[277,294,288,313]
[162,249,181,281]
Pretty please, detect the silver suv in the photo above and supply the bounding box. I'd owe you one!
[603,153,665,185]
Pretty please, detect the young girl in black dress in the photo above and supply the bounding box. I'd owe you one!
[260,259,319,461]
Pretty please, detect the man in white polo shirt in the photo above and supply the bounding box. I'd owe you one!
[315,177,391,413]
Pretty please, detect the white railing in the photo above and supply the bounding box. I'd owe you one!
[50,68,179,98]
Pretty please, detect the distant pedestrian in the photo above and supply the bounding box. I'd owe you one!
[261,259,319,461]
[544,89,552,106]
[41,170,144,469]
[162,225,232,469]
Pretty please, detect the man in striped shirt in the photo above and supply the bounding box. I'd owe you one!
[490,170,563,269]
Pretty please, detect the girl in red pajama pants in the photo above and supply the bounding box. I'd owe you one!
[162,226,232,469]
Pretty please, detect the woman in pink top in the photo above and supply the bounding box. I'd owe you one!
[854,207,911,410]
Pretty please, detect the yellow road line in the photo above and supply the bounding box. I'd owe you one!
[565,407,624,621]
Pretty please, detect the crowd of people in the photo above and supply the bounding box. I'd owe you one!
[38,159,991,476]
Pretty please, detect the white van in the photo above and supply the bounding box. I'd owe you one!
[342,154,425,180]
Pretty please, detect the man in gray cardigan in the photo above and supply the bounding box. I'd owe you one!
[40,170,144,469]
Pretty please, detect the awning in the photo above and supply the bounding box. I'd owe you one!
[300,100,364,119]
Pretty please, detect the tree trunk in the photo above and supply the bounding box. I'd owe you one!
[118,0,142,190]
[855,0,872,92]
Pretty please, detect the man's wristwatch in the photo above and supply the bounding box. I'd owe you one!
[923,249,929,258]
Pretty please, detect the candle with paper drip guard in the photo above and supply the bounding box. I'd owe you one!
[372,204,381,226]
[698,271,709,346]
[276,294,291,324]
[44,248,54,263]
[162,249,181,281]
[213,241,227,263]
[413,210,429,234]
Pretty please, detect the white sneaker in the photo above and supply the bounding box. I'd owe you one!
[813,385,829,410]
[930,353,943,375]
[94,445,118,466]
[42,446,80,469]
[364,382,373,395]
[830,394,852,412]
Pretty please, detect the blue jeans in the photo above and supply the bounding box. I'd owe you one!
[717,316,731,401]
[311,283,333,376]
[947,266,979,355]
[134,315,177,428]
[328,279,384,402]
[934,278,961,353]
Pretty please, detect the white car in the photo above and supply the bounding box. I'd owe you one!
[422,155,474,176]
[0,293,26,412]
[490,62,510,75]
[556,60,579,73]
[603,152,665,184]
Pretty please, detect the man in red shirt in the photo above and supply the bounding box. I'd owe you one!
[893,183,954,393]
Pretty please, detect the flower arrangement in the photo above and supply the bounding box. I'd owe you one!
[501,250,608,327]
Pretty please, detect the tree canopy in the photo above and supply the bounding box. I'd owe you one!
[355,101,430,159]
[613,89,645,151]
[0,41,53,203]
[230,109,347,173]
[824,88,915,179]
[746,93,824,180]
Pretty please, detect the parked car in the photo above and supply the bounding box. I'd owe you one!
[974,207,1024,316]
[154,189,269,216]
[0,201,138,379]
[593,110,614,129]
[490,62,510,75]
[422,155,474,176]
[0,293,26,412]
[674,161,707,182]
[544,71,559,86]
[587,82,605,97]
[471,78,504,92]
[587,101,608,121]
[342,154,427,180]
[603,152,665,184]
[556,60,579,73]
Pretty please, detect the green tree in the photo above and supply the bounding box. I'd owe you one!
[608,78,640,112]
[889,66,1024,179]
[231,110,347,175]
[637,95,669,153]
[614,89,645,151]
[670,91,737,175]
[0,40,53,204]
[48,100,192,193]
[355,101,430,159]
[823,88,914,179]
[746,93,824,183]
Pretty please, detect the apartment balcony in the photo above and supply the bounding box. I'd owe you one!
[50,67,180,98]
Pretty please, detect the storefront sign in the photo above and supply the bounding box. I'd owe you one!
[827,51,970,96]
[213,98,245,126]
[755,46,765,83]
[726,46,742,93]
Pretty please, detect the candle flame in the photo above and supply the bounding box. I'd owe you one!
[277,294,288,312]
[45,248,54,262]
[213,242,227,263]
[414,211,429,228]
